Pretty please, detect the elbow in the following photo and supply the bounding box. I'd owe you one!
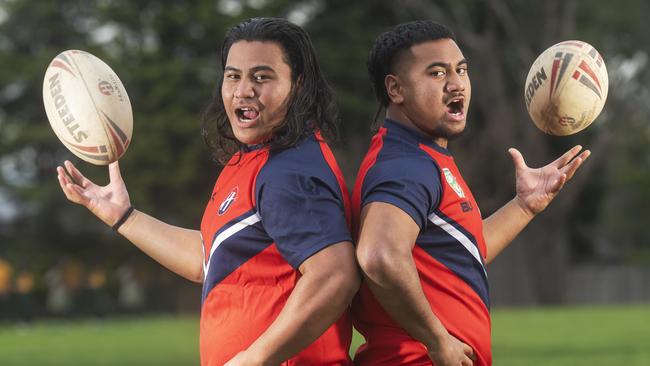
[336,262,361,304]
[347,266,362,300]
[190,273,203,284]
[187,266,204,284]
[321,261,361,306]
[356,244,405,286]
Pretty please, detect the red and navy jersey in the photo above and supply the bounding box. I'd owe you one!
[200,132,353,366]
[352,119,491,366]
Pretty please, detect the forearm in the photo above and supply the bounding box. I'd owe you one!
[245,269,356,364]
[119,209,204,282]
[362,252,449,351]
[483,197,534,264]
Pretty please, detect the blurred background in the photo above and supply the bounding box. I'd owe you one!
[0,0,649,365]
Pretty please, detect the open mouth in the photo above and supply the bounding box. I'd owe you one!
[235,106,260,122]
[446,98,464,116]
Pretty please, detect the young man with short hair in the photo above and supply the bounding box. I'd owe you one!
[352,20,589,366]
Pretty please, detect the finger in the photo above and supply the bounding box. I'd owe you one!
[57,166,78,190]
[549,173,568,194]
[508,148,528,171]
[64,160,90,187]
[57,171,74,198]
[462,356,474,366]
[463,343,477,361]
[561,150,590,181]
[553,145,583,168]
[57,171,86,205]
[67,183,89,199]
[57,166,77,186]
[56,166,70,183]
[108,161,123,183]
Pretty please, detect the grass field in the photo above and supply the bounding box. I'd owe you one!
[1,305,649,365]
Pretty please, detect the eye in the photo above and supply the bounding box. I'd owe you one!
[225,73,240,81]
[430,70,445,77]
[253,74,271,82]
[457,67,468,76]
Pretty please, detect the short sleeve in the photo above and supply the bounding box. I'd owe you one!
[257,173,352,269]
[362,157,441,229]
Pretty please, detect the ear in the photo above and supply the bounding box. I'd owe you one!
[385,74,404,104]
[295,75,304,91]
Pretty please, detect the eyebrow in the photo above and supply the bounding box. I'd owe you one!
[425,59,468,69]
[224,65,276,73]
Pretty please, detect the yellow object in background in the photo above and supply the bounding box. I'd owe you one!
[0,258,12,295]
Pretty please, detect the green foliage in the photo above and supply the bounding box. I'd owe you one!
[0,0,297,268]
[0,0,648,294]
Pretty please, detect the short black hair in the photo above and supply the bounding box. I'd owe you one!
[368,20,457,107]
[202,17,338,164]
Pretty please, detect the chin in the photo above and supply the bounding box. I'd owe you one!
[234,129,272,145]
[438,123,466,141]
[231,130,253,145]
[236,136,260,145]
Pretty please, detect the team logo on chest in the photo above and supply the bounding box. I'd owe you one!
[218,186,239,216]
[442,168,465,198]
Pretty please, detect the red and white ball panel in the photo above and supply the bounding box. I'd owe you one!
[42,50,133,165]
[524,40,608,136]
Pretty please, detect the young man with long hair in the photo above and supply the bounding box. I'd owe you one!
[58,17,359,366]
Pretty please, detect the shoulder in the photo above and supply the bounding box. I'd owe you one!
[257,134,338,187]
[366,148,441,187]
[255,134,345,207]
[360,141,443,228]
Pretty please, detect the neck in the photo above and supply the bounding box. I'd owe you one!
[385,105,449,148]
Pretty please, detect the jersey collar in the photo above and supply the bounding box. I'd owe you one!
[383,118,451,156]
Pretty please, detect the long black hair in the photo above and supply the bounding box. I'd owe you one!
[202,17,338,164]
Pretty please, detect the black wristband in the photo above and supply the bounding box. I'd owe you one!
[112,206,134,232]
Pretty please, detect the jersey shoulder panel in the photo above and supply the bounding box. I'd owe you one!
[254,135,352,269]
[361,136,442,229]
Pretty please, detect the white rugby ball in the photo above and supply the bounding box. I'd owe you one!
[43,50,133,165]
[524,40,608,136]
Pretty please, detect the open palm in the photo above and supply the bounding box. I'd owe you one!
[509,145,590,216]
[57,160,131,227]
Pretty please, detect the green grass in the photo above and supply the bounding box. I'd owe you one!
[491,305,650,366]
[0,316,199,366]
[1,305,649,365]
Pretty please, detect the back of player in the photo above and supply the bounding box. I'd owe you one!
[352,120,491,365]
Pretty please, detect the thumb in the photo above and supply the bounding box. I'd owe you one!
[508,148,527,171]
[108,161,124,183]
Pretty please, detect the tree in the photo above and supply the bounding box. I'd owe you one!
[1,0,648,306]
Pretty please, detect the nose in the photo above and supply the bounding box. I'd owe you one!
[234,79,255,99]
[445,72,466,93]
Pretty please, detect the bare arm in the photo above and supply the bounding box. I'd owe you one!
[484,146,590,264]
[225,241,359,366]
[57,160,203,282]
[116,210,203,282]
[356,202,475,366]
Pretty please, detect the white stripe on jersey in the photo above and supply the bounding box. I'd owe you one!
[428,212,487,278]
[204,212,262,281]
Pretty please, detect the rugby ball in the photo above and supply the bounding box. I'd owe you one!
[524,40,608,136]
[43,50,132,165]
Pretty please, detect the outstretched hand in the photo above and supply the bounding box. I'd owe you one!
[509,145,590,217]
[56,160,131,227]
